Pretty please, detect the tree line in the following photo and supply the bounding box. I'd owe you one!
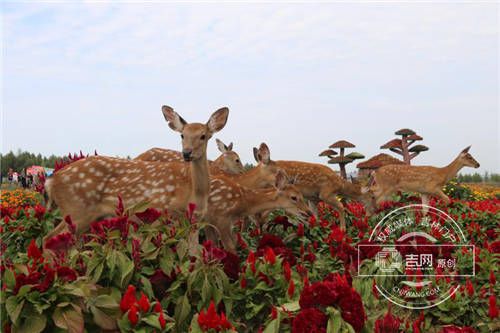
[1,150,498,183]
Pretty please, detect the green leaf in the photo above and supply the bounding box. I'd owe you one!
[90,306,118,330]
[263,318,280,333]
[3,269,15,289]
[201,277,211,304]
[176,239,188,261]
[327,308,342,333]
[140,276,154,300]
[106,250,117,278]
[94,294,119,310]
[174,294,191,326]
[12,312,46,333]
[16,285,32,298]
[6,297,24,325]
[142,314,162,329]
[52,305,84,333]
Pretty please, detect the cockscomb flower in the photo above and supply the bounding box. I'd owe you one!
[27,239,42,261]
[197,300,233,332]
[120,285,138,312]
[135,208,162,224]
[374,306,401,333]
[264,247,277,265]
[138,292,150,312]
[44,232,75,253]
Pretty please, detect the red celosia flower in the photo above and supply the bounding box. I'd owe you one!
[271,215,293,230]
[197,301,233,332]
[138,292,150,312]
[128,304,139,326]
[258,234,285,249]
[33,204,46,221]
[264,247,276,265]
[135,208,162,224]
[465,279,474,297]
[186,202,197,224]
[297,223,304,237]
[222,251,240,281]
[288,279,295,298]
[240,276,247,289]
[489,293,498,319]
[374,307,401,333]
[44,232,75,253]
[149,269,176,300]
[247,251,256,274]
[56,266,77,282]
[154,301,162,313]
[490,270,496,286]
[271,306,278,319]
[120,285,137,312]
[202,241,227,264]
[64,215,76,234]
[236,232,248,249]
[159,310,166,329]
[34,265,55,293]
[283,261,291,281]
[292,308,327,333]
[27,239,42,261]
[115,195,125,216]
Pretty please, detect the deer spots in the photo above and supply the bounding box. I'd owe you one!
[226,193,233,199]
[210,195,222,202]
[166,185,175,192]
[63,175,70,182]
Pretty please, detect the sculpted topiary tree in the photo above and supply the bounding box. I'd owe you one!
[381,128,428,164]
[319,140,364,179]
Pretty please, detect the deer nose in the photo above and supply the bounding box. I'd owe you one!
[182,150,193,161]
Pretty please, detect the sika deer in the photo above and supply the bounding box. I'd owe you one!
[252,143,376,230]
[135,139,244,175]
[44,106,229,239]
[370,146,480,207]
[206,170,311,253]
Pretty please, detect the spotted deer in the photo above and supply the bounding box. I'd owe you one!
[369,146,480,207]
[206,170,311,253]
[134,138,245,175]
[44,105,229,240]
[252,143,376,230]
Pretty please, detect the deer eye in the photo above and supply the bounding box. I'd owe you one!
[235,159,240,163]
[200,135,206,140]
[181,134,184,139]
[291,196,298,202]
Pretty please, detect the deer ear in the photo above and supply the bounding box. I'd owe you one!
[461,146,471,154]
[275,170,287,190]
[207,107,229,134]
[216,139,227,153]
[253,147,260,163]
[259,143,271,165]
[162,105,186,133]
[227,142,233,151]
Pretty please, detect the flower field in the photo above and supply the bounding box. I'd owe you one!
[0,186,499,333]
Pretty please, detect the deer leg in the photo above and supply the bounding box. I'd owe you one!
[319,190,346,230]
[435,191,451,206]
[217,218,237,254]
[421,194,429,215]
[205,223,220,247]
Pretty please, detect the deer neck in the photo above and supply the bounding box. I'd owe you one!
[190,155,210,215]
[230,166,261,188]
[338,179,362,199]
[242,188,280,215]
[440,156,464,183]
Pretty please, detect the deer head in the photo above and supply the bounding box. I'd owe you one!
[251,143,281,188]
[273,170,312,217]
[214,138,245,174]
[458,146,480,168]
[162,105,229,162]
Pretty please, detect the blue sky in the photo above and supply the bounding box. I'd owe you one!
[1,1,498,174]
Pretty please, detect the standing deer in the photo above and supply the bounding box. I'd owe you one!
[134,138,245,175]
[252,143,376,230]
[206,170,311,253]
[369,146,480,207]
[44,105,229,239]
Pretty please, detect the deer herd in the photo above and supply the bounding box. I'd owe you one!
[44,106,480,253]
